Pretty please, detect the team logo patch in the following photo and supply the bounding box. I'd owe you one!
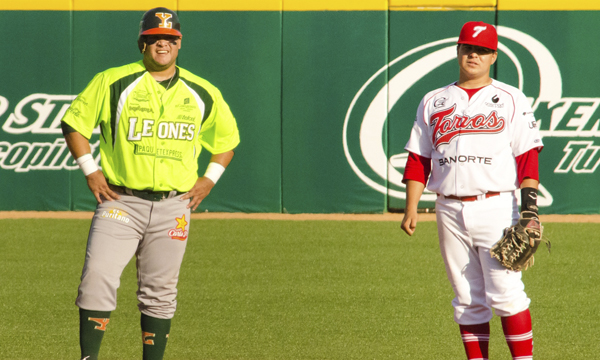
[472,26,487,37]
[101,208,130,223]
[430,104,506,149]
[168,215,188,240]
[529,120,538,129]
[155,12,173,29]
[75,95,89,106]
[132,89,151,103]
[143,331,156,345]
[89,317,110,331]
[485,94,504,108]
[184,98,190,104]
[176,103,196,113]
[434,97,447,108]
[176,114,196,121]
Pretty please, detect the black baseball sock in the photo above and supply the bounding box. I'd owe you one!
[141,313,172,360]
[79,308,111,360]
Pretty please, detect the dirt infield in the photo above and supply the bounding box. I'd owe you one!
[1,211,599,223]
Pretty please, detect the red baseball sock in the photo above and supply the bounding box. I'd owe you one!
[501,309,533,360]
[459,323,489,360]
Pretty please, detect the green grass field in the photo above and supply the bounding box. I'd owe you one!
[0,218,598,359]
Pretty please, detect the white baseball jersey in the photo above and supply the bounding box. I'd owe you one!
[405,79,543,197]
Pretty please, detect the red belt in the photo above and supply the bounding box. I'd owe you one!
[439,191,500,202]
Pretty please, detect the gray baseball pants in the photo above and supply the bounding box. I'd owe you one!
[76,192,190,319]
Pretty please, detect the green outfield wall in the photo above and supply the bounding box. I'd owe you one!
[1,1,600,214]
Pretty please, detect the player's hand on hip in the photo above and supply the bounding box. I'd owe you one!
[181,177,215,211]
[401,209,418,236]
[86,171,120,204]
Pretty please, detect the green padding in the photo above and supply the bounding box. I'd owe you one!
[1,10,600,213]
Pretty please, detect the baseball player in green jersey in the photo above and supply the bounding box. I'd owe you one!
[60,7,239,360]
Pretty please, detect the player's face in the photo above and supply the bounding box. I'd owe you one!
[143,35,181,72]
[457,44,497,81]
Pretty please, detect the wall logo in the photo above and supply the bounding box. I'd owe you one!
[344,26,600,207]
[0,94,101,172]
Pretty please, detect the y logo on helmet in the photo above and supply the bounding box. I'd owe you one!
[344,26,564,206]
[155,13,173,29]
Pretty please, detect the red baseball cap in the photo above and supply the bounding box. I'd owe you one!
[457,21,497,51]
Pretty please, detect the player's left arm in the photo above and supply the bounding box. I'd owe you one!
[512,91,543,218]
[181,150,235,211]
[185,84,240,210]
[517,149,540,218]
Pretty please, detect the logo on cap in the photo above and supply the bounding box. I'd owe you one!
[457,21,498,50]
[155,12,173,30]
[472,26,487,37]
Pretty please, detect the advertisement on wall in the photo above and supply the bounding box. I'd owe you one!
[0,9,282,212]
[1,8,599,214]
[344,11,600,214]
[0,94,99,173]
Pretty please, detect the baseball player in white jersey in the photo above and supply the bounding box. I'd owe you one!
[60,7,240,360]
[401,22,543,360]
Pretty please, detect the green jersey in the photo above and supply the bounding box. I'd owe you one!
[62,61,240,192]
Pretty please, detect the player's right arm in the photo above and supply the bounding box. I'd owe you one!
[401,97,433,236]
[187,81,239,211]
[401,152,430,236]
[401,180,426,236]
[60,72,120,203]
[62,124,120,204]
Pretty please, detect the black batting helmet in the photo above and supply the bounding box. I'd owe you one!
[139,7,182,37]
[138,7,182,53]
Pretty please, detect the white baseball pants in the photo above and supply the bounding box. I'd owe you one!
[435,191,531,325]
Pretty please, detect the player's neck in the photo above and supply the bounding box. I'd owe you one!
[144,61,177,81]
[457,75,493,89]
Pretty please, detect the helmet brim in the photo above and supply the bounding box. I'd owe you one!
[140,28,182,37]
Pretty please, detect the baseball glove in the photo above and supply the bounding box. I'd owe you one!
[490,211,550,271]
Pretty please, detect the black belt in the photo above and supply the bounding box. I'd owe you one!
[109,184,184,202]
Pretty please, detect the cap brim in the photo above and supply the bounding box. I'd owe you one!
[141,28,182,37]
[457,40,496,51]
